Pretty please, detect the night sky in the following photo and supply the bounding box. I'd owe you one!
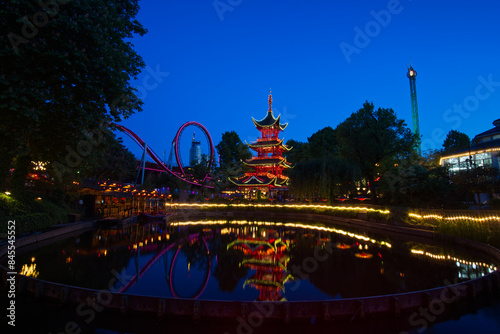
[116,0,500,163]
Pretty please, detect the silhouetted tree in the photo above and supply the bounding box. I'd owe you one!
[442,130,470,154]
[307,126,337,158]
[283,139,310,163]
[216,131,251,168]
[0,0,147,191]
[335,102,416,201]
[214,131,251,190]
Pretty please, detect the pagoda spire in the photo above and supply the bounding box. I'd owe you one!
[268,89,272,114]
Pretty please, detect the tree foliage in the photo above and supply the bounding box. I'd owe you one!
[0,0,147,189]
[79,135,137,182]
[442,130,470,154]
[380,161,454,208]
[307,126,337,158]
[214,131,251,190]
[335,101,416,200]
[284,139,309,163]
[288,156,361,201]
[215,131,251,170]
[451,167,499,209]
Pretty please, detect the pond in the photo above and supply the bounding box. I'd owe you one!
[12,219,498,302]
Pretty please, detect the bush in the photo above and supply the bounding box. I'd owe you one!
[0,193,69,239]
[387,207,409,225]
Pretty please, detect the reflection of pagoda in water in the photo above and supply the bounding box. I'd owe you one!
[227,232,291,301]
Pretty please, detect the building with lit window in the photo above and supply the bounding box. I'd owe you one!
[440,119,500,173]
[189,132,202,166]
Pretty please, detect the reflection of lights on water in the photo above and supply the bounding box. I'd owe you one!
[411,248,497,271]
[354,252,373,259]
[20,257,39,278]
[171,220,392,249]
[20,264,39,277]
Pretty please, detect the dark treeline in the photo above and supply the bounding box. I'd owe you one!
[282,102,498,209]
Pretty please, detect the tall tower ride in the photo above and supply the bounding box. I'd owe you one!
[407,66,421,154]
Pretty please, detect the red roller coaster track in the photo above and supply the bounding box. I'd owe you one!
[112,123,214,188]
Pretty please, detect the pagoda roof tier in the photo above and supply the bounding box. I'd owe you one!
[243,157,292,168]
[252,112,288,131]
[229,174,290,188]
[251,92,288,130]
[246,139,292,151]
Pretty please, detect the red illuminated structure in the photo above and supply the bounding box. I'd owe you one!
[229,92,292,199]
[228,235,290,301]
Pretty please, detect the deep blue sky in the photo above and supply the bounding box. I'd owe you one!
[116,0,500,162]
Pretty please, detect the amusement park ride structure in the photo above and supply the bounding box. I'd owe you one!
[112,121,215,188]
[407,65,421,155]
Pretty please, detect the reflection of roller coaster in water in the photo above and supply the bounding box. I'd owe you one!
[119,230,212,299]
[113,122,215,187]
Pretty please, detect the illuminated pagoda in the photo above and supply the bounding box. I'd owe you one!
[227,234,291,301]
[229,91,292,199]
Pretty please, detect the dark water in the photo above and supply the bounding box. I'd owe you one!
[4,218,500,333]
[11,219,498,301]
